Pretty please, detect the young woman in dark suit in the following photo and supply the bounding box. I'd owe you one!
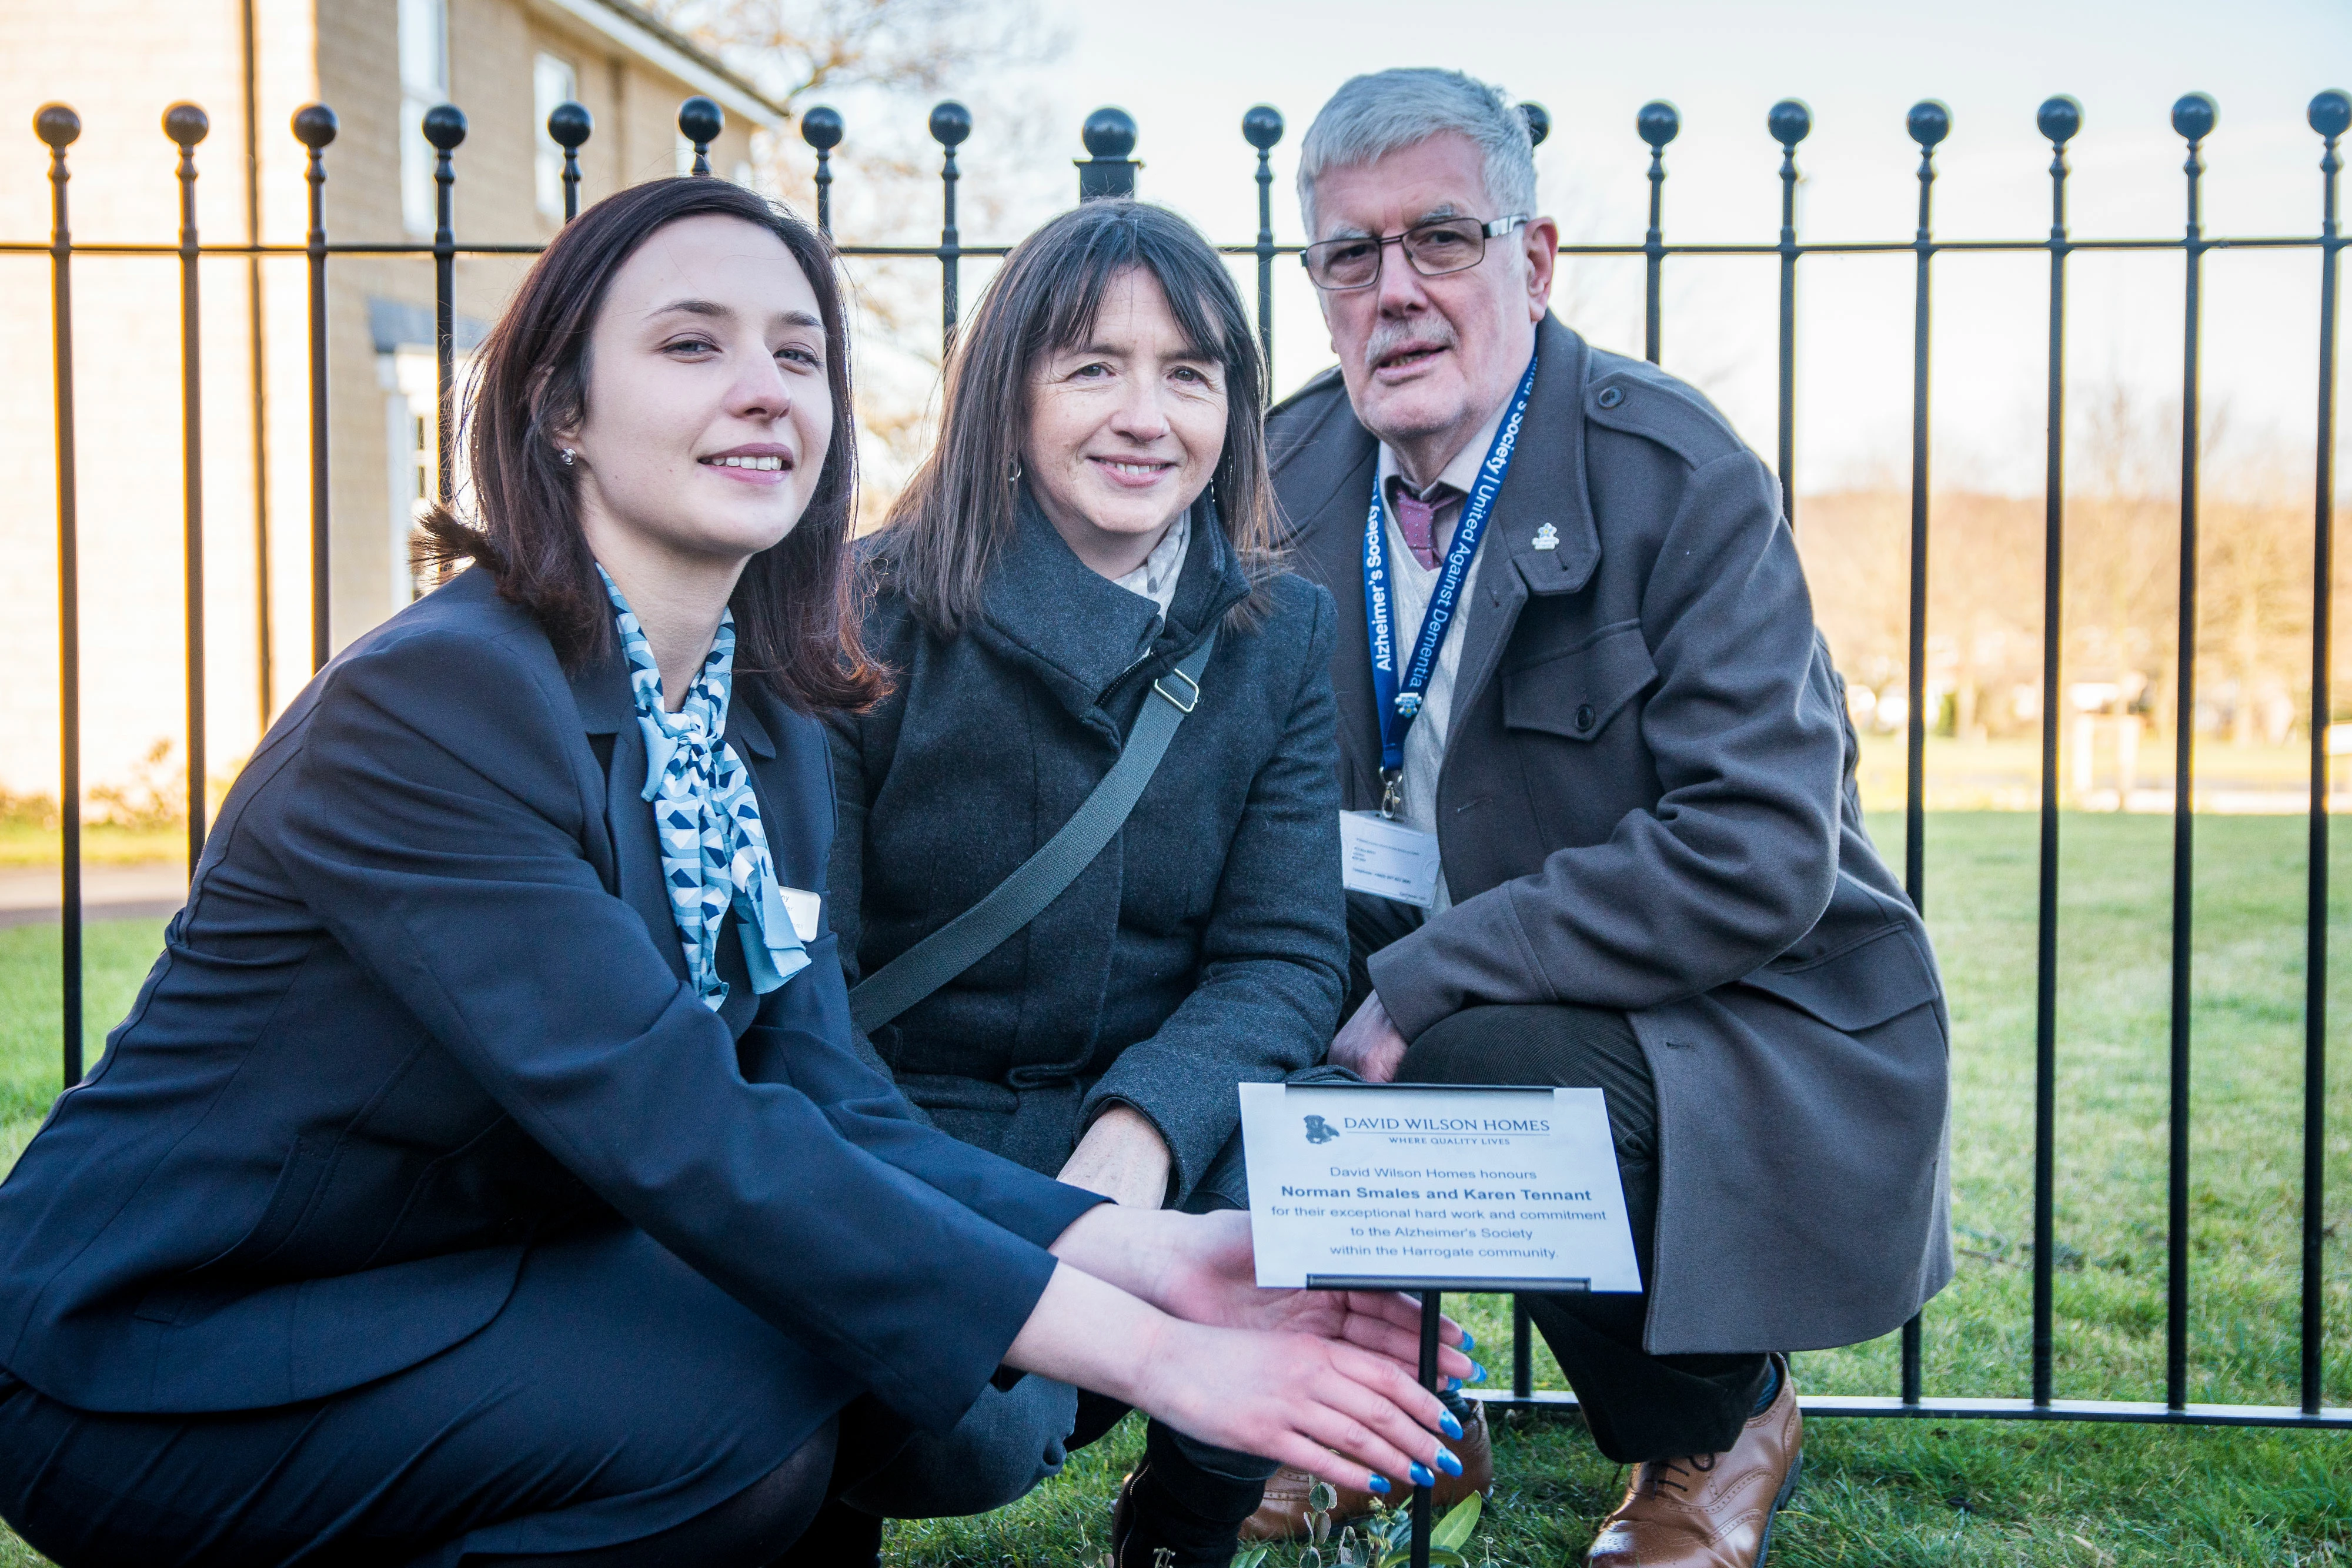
[0,178,1465,1568]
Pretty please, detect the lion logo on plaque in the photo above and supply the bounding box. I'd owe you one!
[1302,1114,1339,1145]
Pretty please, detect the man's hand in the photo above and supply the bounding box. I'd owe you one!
[1057,1104,1173,1209]
[1329,991,1411,1084]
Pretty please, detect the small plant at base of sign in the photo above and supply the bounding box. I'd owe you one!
[1231,1483,1494,1568]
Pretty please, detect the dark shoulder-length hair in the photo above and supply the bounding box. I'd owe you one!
[873,199,1280,636]
[415,177,885,712]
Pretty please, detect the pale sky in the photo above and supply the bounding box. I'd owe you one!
[894,0,2352,498]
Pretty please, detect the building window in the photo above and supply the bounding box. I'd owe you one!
[533,51,577,222]
[383,348,439,608]
[398,0,449,236]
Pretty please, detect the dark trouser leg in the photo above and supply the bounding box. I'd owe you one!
[1397,1004,1770,1465]
[0,1228,862,1568]
[1068,1176,1279,1559]
[481,1423,836,1567]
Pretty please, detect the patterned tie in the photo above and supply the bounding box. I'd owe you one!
[1389,481,1457,570]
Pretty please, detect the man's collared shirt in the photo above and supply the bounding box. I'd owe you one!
[1372,394,1512,914]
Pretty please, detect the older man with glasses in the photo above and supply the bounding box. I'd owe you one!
[1260,68,1954,1568]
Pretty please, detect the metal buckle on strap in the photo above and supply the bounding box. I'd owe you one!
[1153,667,1200,714]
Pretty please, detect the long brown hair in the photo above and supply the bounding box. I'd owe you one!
[416,178,885,712]
[873,199,1279,636]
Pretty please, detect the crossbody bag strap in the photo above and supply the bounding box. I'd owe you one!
[848,627,1218,1035]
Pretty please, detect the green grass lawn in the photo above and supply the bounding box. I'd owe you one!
[1,812,2346,1564]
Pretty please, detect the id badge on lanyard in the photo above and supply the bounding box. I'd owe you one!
[1344,352,1538,907]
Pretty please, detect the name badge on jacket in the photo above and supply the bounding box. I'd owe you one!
[1339,811,1441,910]
[780,887,822,943]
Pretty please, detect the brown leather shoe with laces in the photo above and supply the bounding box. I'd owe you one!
[1238,1398,1494,1542]
[1586,1355,1802,1568]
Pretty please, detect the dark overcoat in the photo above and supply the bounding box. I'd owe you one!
[1268,315,1953,1355]
[0,567,1098,1427]
[827,498,1346,1209]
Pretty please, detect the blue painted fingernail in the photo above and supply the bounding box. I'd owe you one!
[1368,1473,1391,1495]
[1439,1409,1464,1440]
[1470,1361,1488,1383]
[1444,1376,1465,1392]
[1435,1447,1464,1478]
[1461,1330,1475,1352]
[1408,1462,1435,1487]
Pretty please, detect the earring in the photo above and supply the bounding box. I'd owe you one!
[559,447,576,467]
[1006,454,1023,486]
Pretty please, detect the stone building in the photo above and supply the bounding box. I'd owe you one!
[0,0,784,803]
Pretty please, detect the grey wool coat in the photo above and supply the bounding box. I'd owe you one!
[1267,315,1955,1355]
[826,496,1347,1211]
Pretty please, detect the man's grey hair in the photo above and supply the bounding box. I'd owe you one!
[1296,69,1538,236]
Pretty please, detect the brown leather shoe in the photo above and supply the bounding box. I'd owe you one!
[1586,1355,1802,1568]
[1238,1398,1494,1542]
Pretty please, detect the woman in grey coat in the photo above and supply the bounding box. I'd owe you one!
[812,203,1434,1567]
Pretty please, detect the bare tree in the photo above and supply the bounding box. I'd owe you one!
[644,0,1074,519]
[648,0,1061,106]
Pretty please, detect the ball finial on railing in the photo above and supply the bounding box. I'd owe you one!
[2037,95,2082,146]
[1907,99,1951,148]
[1768,98,1812,146]
[163,102,210,149]
[1637,100,1680,149]
[1242,104,1284,151]
[35,103,82,150]
[547,100,592,149]
[291,103,338,149]
[1082,106,1137,161]
[930,101,972,148]
[422,103,467,151]
[1520,102,1550,148]
[677,95,724,149]
[2171,92,2217,142]
[2308,89,2349,140]
[800,105,843,151]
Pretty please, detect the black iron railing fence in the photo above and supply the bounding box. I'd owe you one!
[7,86,2350,1435]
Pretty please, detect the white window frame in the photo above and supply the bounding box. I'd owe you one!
[533,51,579,222]
[382,347,472,608]
[398,0,450,238]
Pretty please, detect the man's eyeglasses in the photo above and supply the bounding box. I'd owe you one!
[1299,215,1531,292]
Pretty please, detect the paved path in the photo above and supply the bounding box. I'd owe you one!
[0,864,187,929]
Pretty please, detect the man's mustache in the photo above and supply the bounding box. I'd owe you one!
[1362,320,1458,370]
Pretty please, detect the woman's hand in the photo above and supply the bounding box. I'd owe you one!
[1047,1208,1475,1386]
[1006,1265,1461,1500]
[1134,1317,1463,1499]
[1148,1212,1476,1385]
[1055,1105,1174,1210]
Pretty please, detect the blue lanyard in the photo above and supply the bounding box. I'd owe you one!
[1363,352,1538,801]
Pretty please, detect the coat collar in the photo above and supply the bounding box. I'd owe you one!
[567,638,777,761]
[973,489,1251,729]
[1493,315,1599,596]
[1449,317,1598,715]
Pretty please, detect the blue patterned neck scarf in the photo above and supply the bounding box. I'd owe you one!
[600,567,808,1009]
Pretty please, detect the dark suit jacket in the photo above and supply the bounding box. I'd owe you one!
[0,567,1100,1430]
[830,498,1345,1209]
[1269,316,1953,1355]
